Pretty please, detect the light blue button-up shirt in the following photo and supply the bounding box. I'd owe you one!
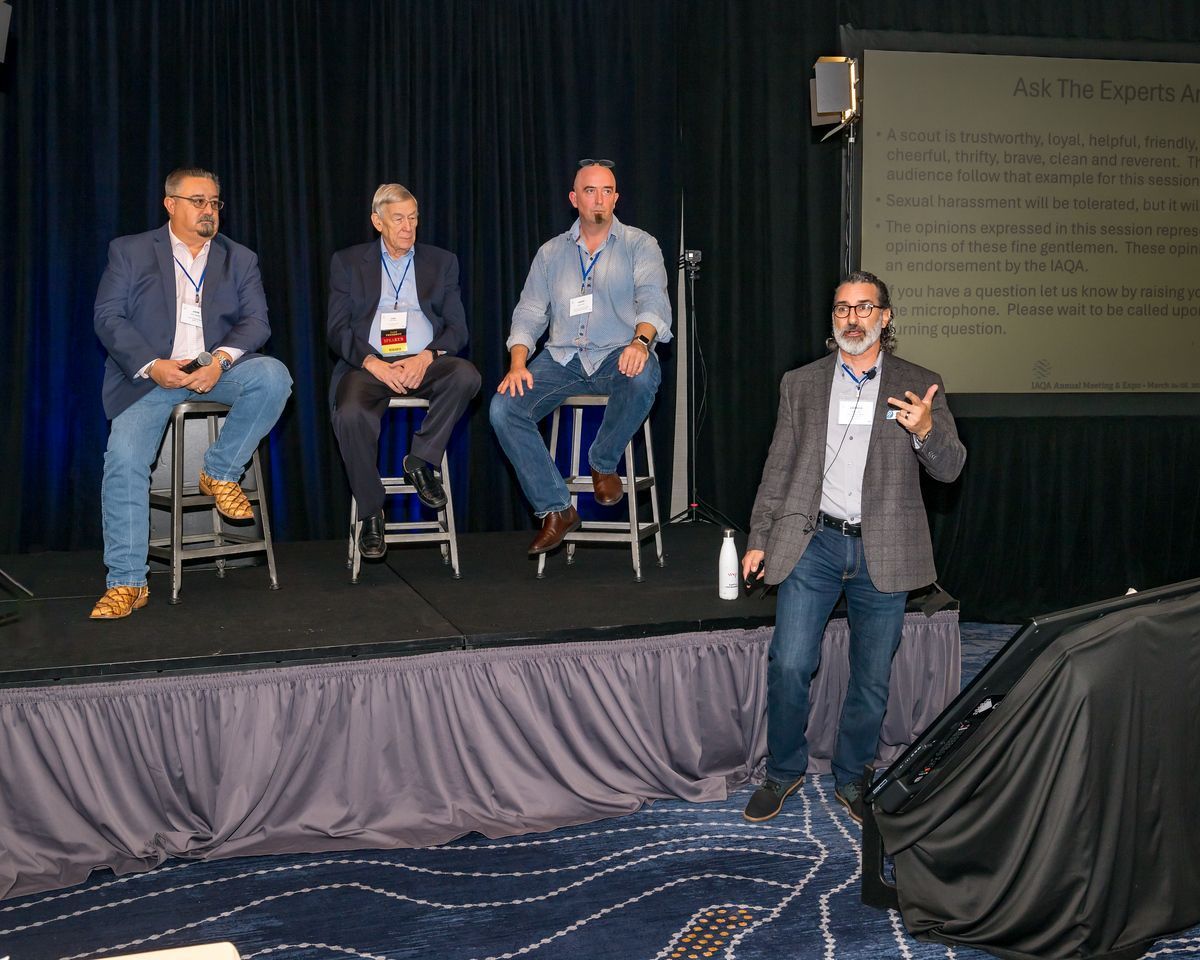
[370,240,433,356]
[507,216,672,374]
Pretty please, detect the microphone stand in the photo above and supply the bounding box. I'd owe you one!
[669,251,740,530]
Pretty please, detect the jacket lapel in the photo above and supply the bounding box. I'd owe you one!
[361,242,382,308]
[200,238,226,341]
[810,353,838,477]
[413,244,435,319]
[153,226,176,324]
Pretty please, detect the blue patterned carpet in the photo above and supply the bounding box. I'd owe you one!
[4,624,1198,960]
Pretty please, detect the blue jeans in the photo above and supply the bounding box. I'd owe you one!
[489,349,660,516]
[100,356,292,588]
[766,524,907,789]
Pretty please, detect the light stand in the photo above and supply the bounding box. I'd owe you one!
[669,249,740,530]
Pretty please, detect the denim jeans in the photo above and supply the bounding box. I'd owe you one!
[766,523,908,790]
[489,348,660,516]
[100,356,292,588]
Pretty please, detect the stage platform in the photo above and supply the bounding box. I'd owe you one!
[0,525,785,686]
[0,524,961,899]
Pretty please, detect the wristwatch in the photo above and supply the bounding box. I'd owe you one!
[214,351,233,372]
[633,334,652,352]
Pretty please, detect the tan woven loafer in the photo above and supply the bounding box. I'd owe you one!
[89,585,149,620]
[199,471,254,520]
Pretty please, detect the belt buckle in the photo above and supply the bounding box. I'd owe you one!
[840,519,853,536]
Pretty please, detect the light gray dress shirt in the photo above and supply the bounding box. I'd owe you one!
[819,352,884,523]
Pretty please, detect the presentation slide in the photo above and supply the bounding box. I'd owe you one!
[860,49,1200,394]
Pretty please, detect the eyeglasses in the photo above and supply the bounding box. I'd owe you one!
[169,195,225,211]
[833,302,883,319]
[577,158,615,169]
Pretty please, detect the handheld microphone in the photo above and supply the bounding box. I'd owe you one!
[180,351,213,374]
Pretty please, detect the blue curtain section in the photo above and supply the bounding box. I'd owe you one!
[0,0,681,552]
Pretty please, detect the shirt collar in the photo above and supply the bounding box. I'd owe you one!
[168,225,212,260]
[569,214,624,246]
[379,238,415,264]
[838,348,884,383]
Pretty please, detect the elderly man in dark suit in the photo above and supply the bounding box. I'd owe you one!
[91,167,293,620]
[742,270,966,824]
[327,183,480,560]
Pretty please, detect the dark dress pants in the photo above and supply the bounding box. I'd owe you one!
[332,357,481,515]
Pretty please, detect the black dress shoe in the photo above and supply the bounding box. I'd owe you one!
[359,510,387,560]
[404,456,447,509]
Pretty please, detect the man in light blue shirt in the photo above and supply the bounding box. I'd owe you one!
[490,160,672,556]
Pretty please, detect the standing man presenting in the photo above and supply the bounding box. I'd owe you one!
[742,271,966,823]
[327,183,480,560]
[91,167,293,619]
[490,160,672,555]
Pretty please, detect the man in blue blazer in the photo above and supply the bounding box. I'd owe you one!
[91,168,292,619]
[327,183,480,560]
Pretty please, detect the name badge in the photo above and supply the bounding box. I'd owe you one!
[838,399,874,426]
[381,311,408,355]
[569,294,593,317]
[181,304,204,328]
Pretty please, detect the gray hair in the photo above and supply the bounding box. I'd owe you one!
[371,183,418,216]
[164,168,221,197]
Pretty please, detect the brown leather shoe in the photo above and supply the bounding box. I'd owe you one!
[590,469,624,506]
[199,472,254,520]
[528,506,581,555]
[90,585,149,620]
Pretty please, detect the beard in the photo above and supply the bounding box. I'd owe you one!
[591,211,606,224]
[196,219,217,238]
[832,320,881,356]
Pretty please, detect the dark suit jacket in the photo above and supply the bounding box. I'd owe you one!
[93,224,271,420]
[748,351,966,593]
[326,241,469,406]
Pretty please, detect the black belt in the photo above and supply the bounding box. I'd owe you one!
[818,512,861,537]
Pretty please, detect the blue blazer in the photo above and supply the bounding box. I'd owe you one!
[326,241,469,407]
[93,224,272,419]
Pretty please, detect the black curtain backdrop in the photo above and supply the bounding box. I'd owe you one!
[2,0,1198,621]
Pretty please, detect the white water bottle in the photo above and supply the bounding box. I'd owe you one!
[719,529,739,600]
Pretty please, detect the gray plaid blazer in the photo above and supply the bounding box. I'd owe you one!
[747,351,966,593]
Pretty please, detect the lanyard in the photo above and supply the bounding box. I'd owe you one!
[173,257,207,305]
[381,253,413,309]
[577,246,603,291]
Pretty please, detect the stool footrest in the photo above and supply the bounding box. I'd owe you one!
[150,489,264,508]
[563,477,655,493]
[566,523,660,545]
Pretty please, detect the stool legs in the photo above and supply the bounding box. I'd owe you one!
[348,451,460,583]
[536,400,663,581]
[149,404,277,604]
